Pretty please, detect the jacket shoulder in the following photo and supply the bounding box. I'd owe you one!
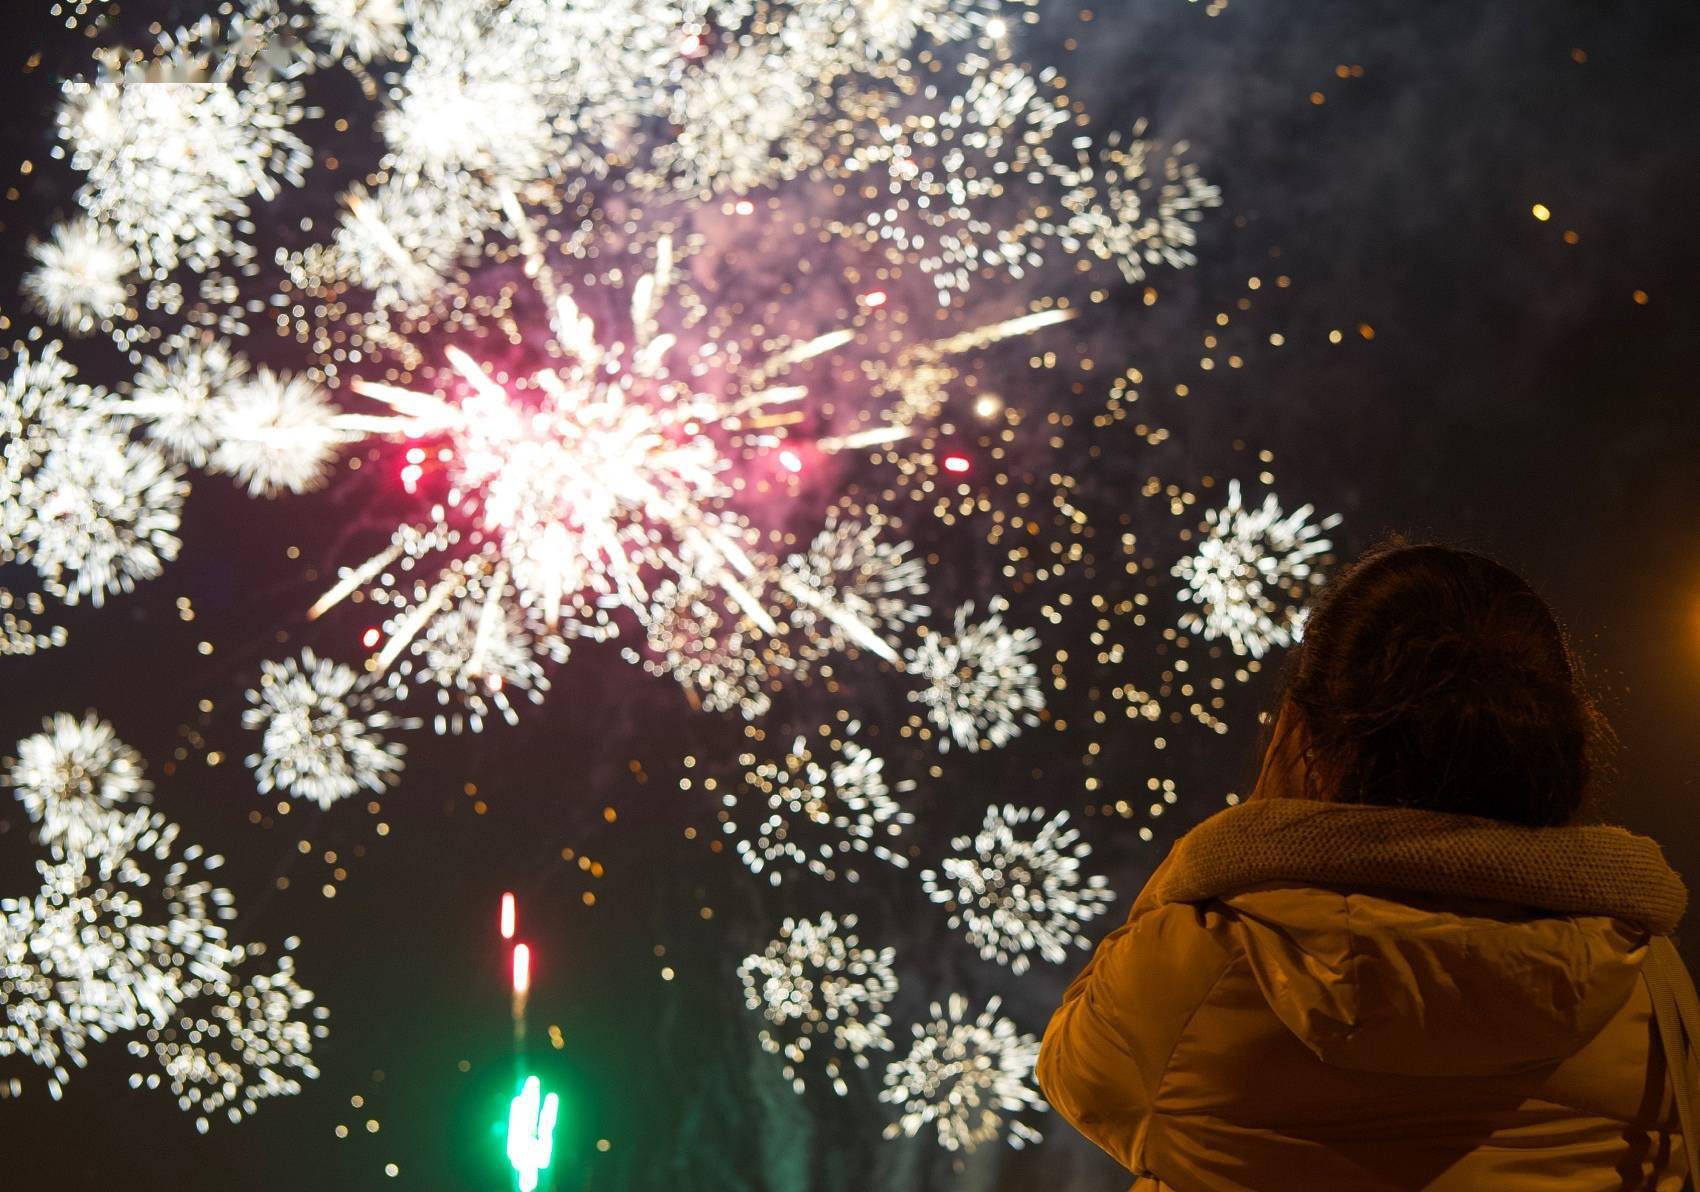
[1039,897,1240,1169]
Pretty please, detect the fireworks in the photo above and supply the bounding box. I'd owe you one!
[128,943,326,1133]
[0,590,68,657]
[880,993,1045,1151]
[304,0,407,63]
[5,713,153,855]
[18,424,187,607]
[209,369,350,497]
[906,601,1045,751]
[379,569,574,735]
[737,913,899,1096]
[2,341,189,608]
[633,572,792,719]
[23,218,135,335]
[3,343,101,554]
[779,513,930,659]
[242,649,407,809]
[1048,124,1223,283]
[379,2,556,190]
[2,715,321,1120]
[1171,480,1341,657]
[832,63,1219,302]
[56,18,312,277]
[0,0,1362,1164]
[921,804,1112,974]
[125,336,249,469]
[724,728,915,885]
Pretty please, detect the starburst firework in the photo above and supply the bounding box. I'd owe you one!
[725,728,915,885]
[23,217,135,335]
[880,993,1044,1151]
[18,425,187,607]
[242,649,407,809]
[128,943,326,1132]
[1171,480,1341,656]
[5,713,153,855]
[56,20,312,276]
[209,368,349,497]
[921,804,1112,974]
[124,336,249,469]
[779,513,929,658]
[906,601,1045,751]
[2,716,321,1120]
[2,343,103,555]
[737,913,899,1096]
[304,0,407,63]
[379,567,575,734]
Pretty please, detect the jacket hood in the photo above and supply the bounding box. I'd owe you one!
[1156,799,1688,1077]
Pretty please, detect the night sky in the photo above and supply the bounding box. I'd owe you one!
[2,1,1698,1189]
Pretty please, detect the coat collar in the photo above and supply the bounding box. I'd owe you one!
[1158,798,1687,933]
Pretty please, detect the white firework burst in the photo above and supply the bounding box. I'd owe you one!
[1171,480,1341,657]
[836,64,1067,299]
[647,45,828,196]
[1048,125,1224,284]
[128,943,326,1133]
[17,423,187,608]
[380,568,574,734]
[633,572,794,720]
[725,728,915,885]
[0,590,68,657]
[2,342,104,555]
[297,176,491,309]
[242,649,407,809]
[737,913,899,1096]
[799,0,997,65]
[880,993,1045,1152]
[921,803,1112,974]
[1,714,320,1120]
[304,0,407,63]
[906,601,1045,752]
[380,0,557,188]
[4,713,153,856]
[125,336,248,468]
[56,24,311,275]
[209,368,349,497]
[22,217,135,335]
[780,513,929,659]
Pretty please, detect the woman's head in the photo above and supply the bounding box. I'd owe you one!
[1264,541,1598,826]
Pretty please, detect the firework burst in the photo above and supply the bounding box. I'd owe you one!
[1171,480,1341,657]
[921,804,1112,974]
[125,336,249,469]
[242,649,407,809]
[906,601,1045,751]
[880,993,1045,1151]
[5,712,153,855]
[23,217,135,336]
[56,18,312,277]
[737,913,899,1096]
[209,369,350,497]
[18,425,187,608]
[2,716,320,1120]
[724,728,915,885]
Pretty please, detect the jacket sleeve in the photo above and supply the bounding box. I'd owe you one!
[1037,850,1233,1172]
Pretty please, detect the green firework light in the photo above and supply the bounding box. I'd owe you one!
[507,1075,560,1192]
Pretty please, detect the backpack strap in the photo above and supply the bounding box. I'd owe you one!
[1645,935,1699,1182]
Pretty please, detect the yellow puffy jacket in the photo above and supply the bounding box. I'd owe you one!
[1038,799,1693,1190]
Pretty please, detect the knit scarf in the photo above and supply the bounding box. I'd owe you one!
[1157,798,1688,934]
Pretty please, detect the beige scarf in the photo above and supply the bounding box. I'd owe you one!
[1156,798,1688,933]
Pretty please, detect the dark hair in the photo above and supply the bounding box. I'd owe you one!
[1279,541,1599,827]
